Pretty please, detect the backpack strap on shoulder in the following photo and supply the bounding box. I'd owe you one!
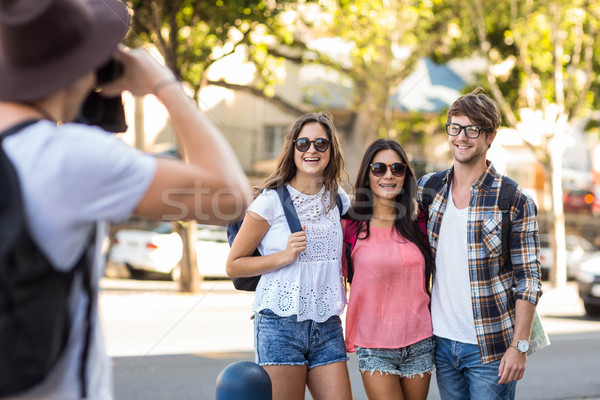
[343,220,361,283]
[0,120,38,213]
[78,230,96,399]
[498,176,518,264]
[336,193,344,217]
[276,186,303,233]
[421,170,447,217]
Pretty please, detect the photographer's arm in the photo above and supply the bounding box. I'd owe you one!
[101,47,251,223]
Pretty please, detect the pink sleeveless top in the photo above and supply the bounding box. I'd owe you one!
[343,225,432,352]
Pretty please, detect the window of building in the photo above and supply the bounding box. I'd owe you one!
[264,125,287,159]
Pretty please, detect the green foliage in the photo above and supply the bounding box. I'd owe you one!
[126,1,474,143]
[438,0,600,123]
[127,0,297,95]
[256,0,464,139]
[382,112,447,147]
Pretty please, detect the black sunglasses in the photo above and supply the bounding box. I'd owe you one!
[369,162,407,177]
[293,137,330,152]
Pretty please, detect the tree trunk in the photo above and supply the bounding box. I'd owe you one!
[177,222,201,293]
[342,101,377,186]
[134,96,145,151]
[548,133,568,289]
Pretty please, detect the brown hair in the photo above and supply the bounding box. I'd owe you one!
[256,112,346,209]
[447,87,501,134]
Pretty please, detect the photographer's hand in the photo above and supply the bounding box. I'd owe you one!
[100,45,175,98]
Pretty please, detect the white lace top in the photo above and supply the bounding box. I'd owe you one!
[248,183,350,322]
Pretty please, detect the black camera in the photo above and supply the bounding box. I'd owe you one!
[77,57,128,133]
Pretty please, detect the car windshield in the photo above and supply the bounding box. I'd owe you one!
[153,223,173,234]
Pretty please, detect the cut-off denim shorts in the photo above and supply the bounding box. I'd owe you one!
[355,336,435,378]
[254,309,348,369]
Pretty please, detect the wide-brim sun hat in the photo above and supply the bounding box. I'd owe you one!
[0,0,130,102]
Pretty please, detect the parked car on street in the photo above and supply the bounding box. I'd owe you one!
[575,256,600,317]
[563,188,600,216]
[109,222,229,280]
[539,234,600,280]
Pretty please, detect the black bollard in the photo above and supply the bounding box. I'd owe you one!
[215,361,272,400]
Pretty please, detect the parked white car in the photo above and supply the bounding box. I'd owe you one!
[109,222,229,279]
[576,256,600,317]
[539,234,599,279]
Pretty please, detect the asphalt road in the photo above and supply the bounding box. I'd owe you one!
[99,279,600,400]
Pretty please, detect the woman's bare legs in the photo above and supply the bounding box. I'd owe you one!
[307,361,353,400]
[360,371,431,400]
[262,365,307,400]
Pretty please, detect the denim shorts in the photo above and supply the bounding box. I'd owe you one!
[355,337,435,378]
[254,309,348,369]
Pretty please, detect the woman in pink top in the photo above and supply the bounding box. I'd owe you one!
[343,139,434,400]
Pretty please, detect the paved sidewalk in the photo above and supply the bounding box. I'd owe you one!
[99,278,598,357]
[99,278,600,400]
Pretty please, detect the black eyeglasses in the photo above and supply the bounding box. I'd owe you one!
[369,162,407,177]
[293,137,330,152]
[445,123,487,139]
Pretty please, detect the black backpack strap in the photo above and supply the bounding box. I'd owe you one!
[0,120,38,142]
[336,193,344,217]
[79,240,94,399]
[275,186,303,233]
[498,176,518,265]
[421,170,447,217]
[0,120,39,213]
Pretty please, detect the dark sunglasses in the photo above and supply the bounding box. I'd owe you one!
[293,137,330,152]
[369,162,407,177]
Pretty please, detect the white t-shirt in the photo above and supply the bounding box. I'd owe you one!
[248,183,350,322]
[430,185,478,344]
[2,120,156,400]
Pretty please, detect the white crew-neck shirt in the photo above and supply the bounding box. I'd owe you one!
[430,184,478,344]
[248,183,350,322]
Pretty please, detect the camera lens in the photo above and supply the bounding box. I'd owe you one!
[96,57,123,86]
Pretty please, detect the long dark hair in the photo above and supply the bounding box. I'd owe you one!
[349,138,434,294]
[256,112,346,209]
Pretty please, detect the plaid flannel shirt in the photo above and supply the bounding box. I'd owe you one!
[417,162,542,364]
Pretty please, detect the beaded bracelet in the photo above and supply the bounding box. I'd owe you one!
[151,78,180,96]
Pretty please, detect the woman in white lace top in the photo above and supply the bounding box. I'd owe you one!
[226,112,352,400]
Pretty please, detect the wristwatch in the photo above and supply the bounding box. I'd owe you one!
[510,340,529,354]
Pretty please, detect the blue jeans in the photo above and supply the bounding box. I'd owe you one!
[434,336,516,400]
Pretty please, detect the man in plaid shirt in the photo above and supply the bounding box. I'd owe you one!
[417,88,542,400]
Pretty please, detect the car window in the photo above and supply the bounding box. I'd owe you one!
[153,223,173,234]
[566,238,577,251]
[196,225,227,242]
[580,239,596,251]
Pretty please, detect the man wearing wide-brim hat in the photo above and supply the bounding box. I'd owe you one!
[0,0,250,398]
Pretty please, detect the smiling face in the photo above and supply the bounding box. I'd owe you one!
[293,122,330,180]
[368,149,405,202]
[448,115,496,166]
